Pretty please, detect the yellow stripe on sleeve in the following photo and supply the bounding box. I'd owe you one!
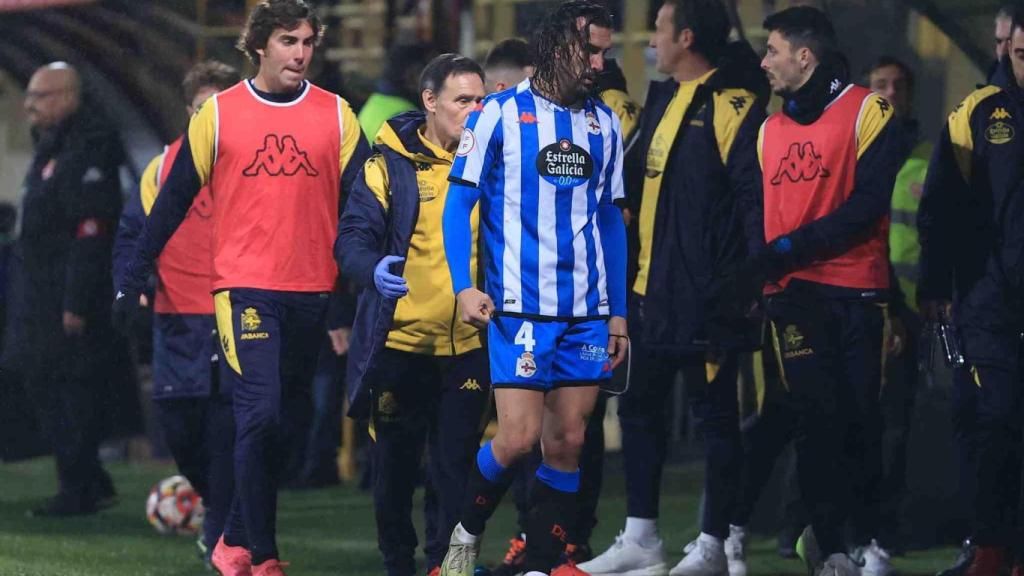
[139,153,163,216]
[856,93,894,159]
[947,85,1001,182]
[187,95,218,187]
[712,88,756,164]
[599,89,642,143]
[339,97,364,174]
[363,155,391,211]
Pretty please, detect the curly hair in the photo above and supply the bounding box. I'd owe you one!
[530,0,613,103]
[236,0,325,65]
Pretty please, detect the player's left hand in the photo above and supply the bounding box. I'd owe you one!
[606,315,628,370]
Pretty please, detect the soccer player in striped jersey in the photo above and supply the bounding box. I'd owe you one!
[439,2,628,575]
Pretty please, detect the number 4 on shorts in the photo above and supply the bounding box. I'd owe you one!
[514,321,536,352]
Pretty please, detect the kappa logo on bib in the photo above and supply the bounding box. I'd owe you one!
[536,138,594,187]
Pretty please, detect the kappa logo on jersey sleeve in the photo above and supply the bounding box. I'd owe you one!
[770,142,830,185]
[536,138,594,187]
[243,134,319,177]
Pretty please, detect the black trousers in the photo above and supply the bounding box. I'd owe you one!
[215,288,328,562]
[765,287,886,555]
[23,330,112,504]
[952,329,1024,547]
[368,347,491,575]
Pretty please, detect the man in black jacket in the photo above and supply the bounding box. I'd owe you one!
[918,12,1024,575]
[580,2,766,575]
[7,62,124,517]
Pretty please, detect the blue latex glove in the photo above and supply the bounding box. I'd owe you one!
[374,255,408,298]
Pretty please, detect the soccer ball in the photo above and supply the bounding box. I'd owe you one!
[145,475,204,535]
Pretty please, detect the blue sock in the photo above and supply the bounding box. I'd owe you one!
[535,462,580,493]
[476,441,507,483]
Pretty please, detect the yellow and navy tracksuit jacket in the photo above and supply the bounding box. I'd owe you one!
[918,58,1024,363]
[337,111,482,417]
[624,41,768,351]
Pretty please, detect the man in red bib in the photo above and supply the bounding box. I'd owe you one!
[115,2,371,575]
[753,7,902,576]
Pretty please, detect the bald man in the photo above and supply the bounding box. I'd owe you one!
[7,62,126,517]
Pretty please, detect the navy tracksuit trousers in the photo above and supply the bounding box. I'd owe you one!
[215,288,328,563]
[368,347,490,576]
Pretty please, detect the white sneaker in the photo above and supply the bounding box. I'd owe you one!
[578,532,669,576]
[725,526,747,576]
[814,553,862,576]
[669,533,728,576]
[854,539,892,576]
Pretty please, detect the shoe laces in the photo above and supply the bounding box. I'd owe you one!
[503,537,526,564]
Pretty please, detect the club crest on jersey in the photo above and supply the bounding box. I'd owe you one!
[537,138,594,187]
[457,128,476,157]
[516,352,537,378]
[585,111,602,135]
[243,134,319,177]
[986,121,1014,145]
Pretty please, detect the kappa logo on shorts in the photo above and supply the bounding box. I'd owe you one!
[242,134,319,177]
[460,378,482,391]
[516,352,537,378]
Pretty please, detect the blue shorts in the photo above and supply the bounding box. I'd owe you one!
[488,315,611,390]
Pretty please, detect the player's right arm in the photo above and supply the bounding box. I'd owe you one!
[118,100,216,297]
[445,98,503,326]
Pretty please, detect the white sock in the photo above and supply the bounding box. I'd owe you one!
[623,517,659,547]
[697,532,724,550]
[453,522,478,545]
[523,572,548,576]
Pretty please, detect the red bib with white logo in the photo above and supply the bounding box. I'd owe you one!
[761,85,889,293]
[211,82,341,292]
[155,136,215,314]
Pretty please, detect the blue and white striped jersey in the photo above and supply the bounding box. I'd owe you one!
[448,79,625,320]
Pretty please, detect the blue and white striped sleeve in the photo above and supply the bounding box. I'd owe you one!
[449,98,503,188]
[605,111,625,203]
